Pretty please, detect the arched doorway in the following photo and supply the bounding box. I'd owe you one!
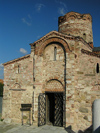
[38,79,64,127]
[46,92,63,127]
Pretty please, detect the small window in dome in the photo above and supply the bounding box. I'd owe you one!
[83,33,86,41]
[54,47,57,61]
[96,63,99,73]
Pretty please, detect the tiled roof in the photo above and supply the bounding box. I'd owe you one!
[93,47,100,52]
[0,79,3,84]
[3,54,30,66]
[81,49,100,58]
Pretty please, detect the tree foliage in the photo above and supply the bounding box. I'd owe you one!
[0,83,4,97]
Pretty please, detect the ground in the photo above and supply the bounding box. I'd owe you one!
[0,122,69,133]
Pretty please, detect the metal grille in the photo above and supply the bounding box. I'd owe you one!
[38,93,46,126]
[54,93,63,127]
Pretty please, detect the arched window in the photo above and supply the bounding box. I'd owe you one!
[83,33,86,41]
[54,47,57,61]
[18,65,20,73]
[14,63,20,74]
[96,63,99,73]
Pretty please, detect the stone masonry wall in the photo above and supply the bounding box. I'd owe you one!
[74,48,100,131]
[32,42,66,125]
[32,37,80,128]
[2,55,34,123]
[32,36,98,131]
[43,43,65,91]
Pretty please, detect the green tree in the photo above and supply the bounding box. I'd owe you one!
[0,83,4,97]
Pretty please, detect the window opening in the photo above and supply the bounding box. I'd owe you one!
[18,65,20,73]
[54,47,57,61]
[96,63,99,73]
[83,33,86,41]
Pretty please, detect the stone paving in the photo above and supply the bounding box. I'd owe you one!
[0,122,69,133]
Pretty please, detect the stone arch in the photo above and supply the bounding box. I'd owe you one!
[38,37,71,56]
[45,79,64,92]
[12,82,21,89]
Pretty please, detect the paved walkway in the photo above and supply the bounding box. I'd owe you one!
[0,122,69,133]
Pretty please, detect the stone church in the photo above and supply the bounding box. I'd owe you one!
[2,12,100,131]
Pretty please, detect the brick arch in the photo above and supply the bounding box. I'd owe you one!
[45,79,64,92]
[38,37,71,56]
[45,76,64,85]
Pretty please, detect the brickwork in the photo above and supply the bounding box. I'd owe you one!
[2,11,100,132]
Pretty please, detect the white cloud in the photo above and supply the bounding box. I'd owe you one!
[37,35,41,39]
[0,63,3,70]
[0,63,3,67]
[58,7,66,15]
[59,1,67,8]
[20,48,27,54]
[35,3,45,12]
[21,18,31,26]
[55,0,67,8]
[55,0,68,15]
[28,14,32,19]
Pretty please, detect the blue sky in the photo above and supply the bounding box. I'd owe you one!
[0,0,100,79]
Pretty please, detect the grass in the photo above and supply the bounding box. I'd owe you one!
[0,113,3,121]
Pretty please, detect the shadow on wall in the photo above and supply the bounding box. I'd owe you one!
[78,125,93,133]
[64,123,100,133]
[78,125,100,133]
[93,126,100,133]
[64,126,75,133]
[64,125,93,133]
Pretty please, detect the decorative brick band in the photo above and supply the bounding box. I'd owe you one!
[45,88,64,92]
[38,37,71,56]
[9,89,26,91]
[30,31,92,51]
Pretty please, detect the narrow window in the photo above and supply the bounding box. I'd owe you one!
[54,47,57,61]
[83,33,86,41]
[96,63,99,73]
[18,65,20,73]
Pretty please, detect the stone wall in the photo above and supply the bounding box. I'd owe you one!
[30,35,100,131]
[73,48,100,131]
[33,41,67,125]
[2,55,34,123]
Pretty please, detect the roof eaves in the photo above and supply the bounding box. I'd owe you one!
[3,54,30,66]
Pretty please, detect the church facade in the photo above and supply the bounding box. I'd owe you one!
[2,12,100,131]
